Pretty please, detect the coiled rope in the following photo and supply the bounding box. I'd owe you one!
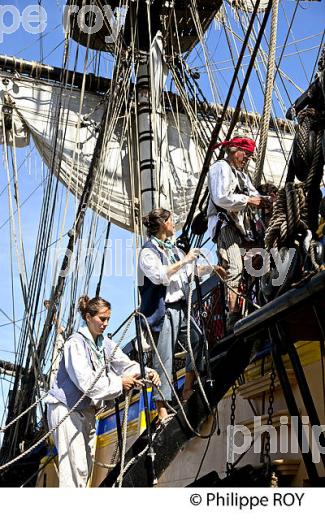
[265,124,323,272]
[264,182,307,250]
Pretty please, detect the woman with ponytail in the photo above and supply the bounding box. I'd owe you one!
[46,295,160,487]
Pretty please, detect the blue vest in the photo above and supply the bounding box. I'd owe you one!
[139,240,168,332]
[48,333,94,411]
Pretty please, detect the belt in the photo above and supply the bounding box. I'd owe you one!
[166,299,187,309]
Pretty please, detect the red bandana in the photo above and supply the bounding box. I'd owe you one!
[212,137,256,153]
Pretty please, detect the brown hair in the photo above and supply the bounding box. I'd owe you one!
[142,208,171,237]
[78,295,111,321]
[226,146,240,155]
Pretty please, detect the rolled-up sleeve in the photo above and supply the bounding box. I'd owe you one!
[139,248,170,286]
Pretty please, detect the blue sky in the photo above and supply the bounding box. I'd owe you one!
[0,0,324,423]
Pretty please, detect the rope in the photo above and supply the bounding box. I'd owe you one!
[105,393,133,471]
[236,8,294,181]
[0,391,50,434]
[304,130,324,233]
[310,240,321,271]
[199,252,261,310]
[254,0,280,186]
[187,263,212,411]
[137,311,216,440]
[264,183,306,250]
[1,4,135,459]
[265,122,323,258]
[0,312,135,474]
[1,27,98,456]
[2,109,50,433]
[113,443,150,485]
[93,459,115,470]
[116,390,132,488]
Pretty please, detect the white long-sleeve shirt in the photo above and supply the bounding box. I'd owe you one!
[207,159,259,238]
[65,336,141,403]
[139,244,192,303]
[47,332,143,408]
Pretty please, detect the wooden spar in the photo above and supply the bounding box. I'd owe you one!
[0,359,25,379]
[0,54,293,134]
[0,54,110,93]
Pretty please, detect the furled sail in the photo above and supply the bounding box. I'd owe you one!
[0,71,294,232]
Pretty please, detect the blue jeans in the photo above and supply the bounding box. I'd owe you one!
[152,301,202,402]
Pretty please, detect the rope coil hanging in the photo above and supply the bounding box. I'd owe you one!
[264,182,306,250]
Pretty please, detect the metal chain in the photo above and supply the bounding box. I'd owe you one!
[263,364,276,467]
[226,383,237,476]
[230,385,237,426]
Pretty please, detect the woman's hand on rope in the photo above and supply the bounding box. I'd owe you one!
[147,369,161,387]
[122,375,144,391]
[166,248,200,277]
[183,248,201,265]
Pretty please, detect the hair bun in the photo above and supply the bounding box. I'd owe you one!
[77,295,111,321]
[141,208,171,237]
[78,295,89,313]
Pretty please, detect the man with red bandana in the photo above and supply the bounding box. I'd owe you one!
[207,137,269,329]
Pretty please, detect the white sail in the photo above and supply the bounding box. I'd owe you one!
[0,72,294,231]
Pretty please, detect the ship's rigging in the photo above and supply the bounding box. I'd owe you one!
[0,0,324,487]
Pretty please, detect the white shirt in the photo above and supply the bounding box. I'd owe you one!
[207,159,259,238]
[46,333,143,407]
[138,243,192,303]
